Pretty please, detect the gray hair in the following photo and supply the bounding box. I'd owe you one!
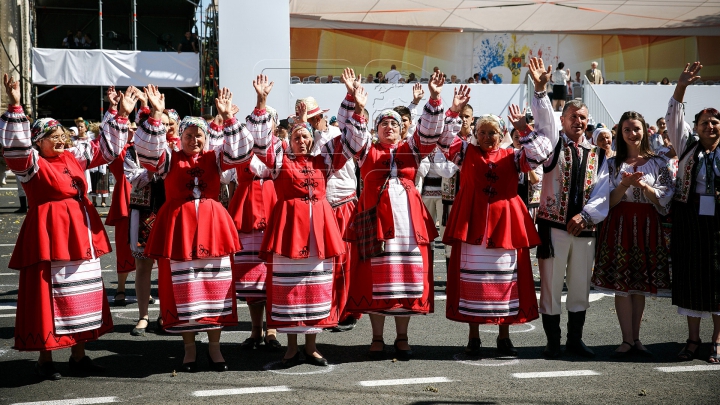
[562,99,588,116]
[591,61,598,67]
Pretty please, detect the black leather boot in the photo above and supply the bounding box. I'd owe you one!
[566,310,595,358]
[542,314,562,358]
[15,196,27,213]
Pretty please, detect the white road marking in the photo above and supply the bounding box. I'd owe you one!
[192,386,292,397]
[0,302,17,310]
[435,294,447,300]
[478,323,536,334]
[0,272,16,275]
[454,354,521,367]
[264,361,337,375]
[534,291,611,303]
[359,377,454,387]
[10,397,118,405]
[513,370,600,378]
[655,365,720,373]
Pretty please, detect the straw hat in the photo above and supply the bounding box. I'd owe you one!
[296,97,329,118]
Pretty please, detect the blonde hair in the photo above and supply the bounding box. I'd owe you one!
[88,122,101,134]
[74,117,86,126]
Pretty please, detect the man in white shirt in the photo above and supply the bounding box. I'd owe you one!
[385,65,401,84]
[586,62,604,84]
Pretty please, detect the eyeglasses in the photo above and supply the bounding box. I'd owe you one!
[379,121,399,129]
[45,134,67,142]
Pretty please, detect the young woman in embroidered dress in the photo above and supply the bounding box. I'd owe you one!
[249,75,346,367]
[440,100,553,357]
[339,68,453,360]
[666,62,720,363]
[1,73,132,380]
[591,111,675,358]
[133,85,254,372]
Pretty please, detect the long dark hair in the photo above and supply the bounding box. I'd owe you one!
[614,111,654,171]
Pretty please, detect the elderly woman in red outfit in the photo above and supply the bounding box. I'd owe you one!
[440,101,553,357]
[133,85,254,372]
[338,68,458,360]
[1,74,132,380]
[250,75,346,367]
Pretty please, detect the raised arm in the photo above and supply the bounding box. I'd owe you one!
[339,75,373,165]
[0,73,35,181]
[84,86,134,169]
[214,87,254,170]
[507,103,553,172]
[667,62,702,156]
[527,57,558,150]
[247,75,282,175]
[437,84,470,167]
[133,84,170,174]
[405,71,451,164]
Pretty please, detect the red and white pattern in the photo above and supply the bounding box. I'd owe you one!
[50,258,105,334]
[233,230,266,298]
[169,257,234,321]
[458,242,519,318]
[371,179,424,301]
[270,253,333,325]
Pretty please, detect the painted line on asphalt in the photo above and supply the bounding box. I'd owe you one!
[655,365,720,373]
[192,386,292,397]
[10,397,118,405]
[0,273,16,275]
[0,302,17,310]
[359,377,454,387]
[513,370,600,379]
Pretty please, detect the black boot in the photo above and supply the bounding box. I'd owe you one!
[15,196,27,214]
[541,314,562,358]
[565,310,595,358]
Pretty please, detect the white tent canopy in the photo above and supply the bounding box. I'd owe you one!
[290,0,720,35]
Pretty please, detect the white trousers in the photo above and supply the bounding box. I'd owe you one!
[538,227,595,315]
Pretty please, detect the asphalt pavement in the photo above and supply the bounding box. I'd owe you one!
[0,174,718,405]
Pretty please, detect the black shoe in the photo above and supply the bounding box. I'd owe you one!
[239,336,263,350]
[207,350,228,372]
[148,296,156,305]
[15,196,27,214]
[36,361,61,381]
[154,315,166,335]
[542,314,562,359]
[304,351,328,367]
[465,338,481,356]
[633,339,653,358]
[113,291,126,307]
[180,361,198,373]
[279,351,302,369]
[131,317,149,336]
[331,317,358,332]
[264,336,283,352]
[611,341,635,359]
[394,338,413,360]
[565,311,595,358]
[68,356,105,375]
[497,337,518,357]
[369,338,386,360]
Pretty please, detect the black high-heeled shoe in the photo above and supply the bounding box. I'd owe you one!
[36,361,61,381]
[131,317,149,336]
[304,350,328,367]
[113,291,126,307]
[369,338,386,360]
[264,335,283,352]
[393,338,413,360]
[206,350,228,372]
[465,338,481,356]
[239,336,263,350]
[180,361,198,373]
[279,351,302,369]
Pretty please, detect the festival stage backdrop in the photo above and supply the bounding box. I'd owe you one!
[290,29,720,83]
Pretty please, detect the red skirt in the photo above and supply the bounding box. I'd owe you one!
[157,258,238,332]
[345,244,434,315]
[114,218,136,273]
[14,262,113,351]
[592,201,670,295]
[232,230,267,302]
[446,244,538,325]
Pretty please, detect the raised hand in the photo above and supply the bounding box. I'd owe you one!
[412,82,424,104]
[678,62,702,87]
[144,84,165,115]
[341,67,356,94]
[117,89,138,118]
[353,84,368,115]
[507,104,528,131]
[230,104,240,117]
[3,74,21,106]
[133,85,148,108]
[215,87,234,120]
[428,71,444,100]
[107,86,120,109]
[528,57,552,91]
[296,101,308,123]
[450,85,471,113]
[253,74,273,99]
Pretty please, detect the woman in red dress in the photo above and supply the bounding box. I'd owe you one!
[339,69,458,360]
[1,74,133,380]
[440,104,553,357]
[133,85,253,372]
[250,75,346,367]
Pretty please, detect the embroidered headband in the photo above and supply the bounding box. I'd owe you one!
[290,122,313,135]
[374,109,402,131]
[165,109,179,124]
[31,118,63,142]
[179,116,208,135]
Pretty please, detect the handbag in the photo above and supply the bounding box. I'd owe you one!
[352,151,394,260]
